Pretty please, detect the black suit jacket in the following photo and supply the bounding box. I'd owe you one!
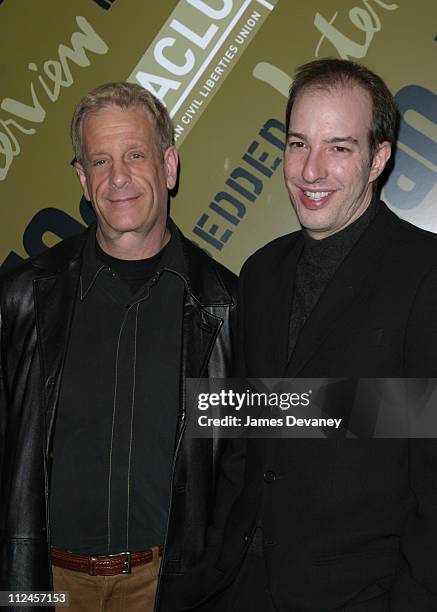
[211,203,437,612]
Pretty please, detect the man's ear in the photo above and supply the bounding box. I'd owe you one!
[163,146,179,190]
[369,141,391,183]
[74,161,91,201]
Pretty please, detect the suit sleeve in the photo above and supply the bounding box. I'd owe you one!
[404,262,437,376]
[390,263,437,608]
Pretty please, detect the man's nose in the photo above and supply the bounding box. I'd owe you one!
[301,149,327,184]
[110,159,131,188]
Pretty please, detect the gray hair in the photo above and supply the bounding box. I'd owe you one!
[71,82,174,164]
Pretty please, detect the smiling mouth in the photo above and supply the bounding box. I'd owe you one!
[109,195,140,204]
[299,189,334,209]
[303,190,333,200]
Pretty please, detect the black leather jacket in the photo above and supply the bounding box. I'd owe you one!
[0,223,237,611]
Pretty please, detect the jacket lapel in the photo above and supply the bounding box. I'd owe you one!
[178,224,234,380]
[183,301,223,379]
[285,204,399,377]
[32,232,87,451]
[252,235,304,377]
[34,267,80,453]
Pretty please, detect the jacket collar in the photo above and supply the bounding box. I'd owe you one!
[29,218,234,307]
[30,226,89,274]
[166,218,234,306]
[284,202,401,376]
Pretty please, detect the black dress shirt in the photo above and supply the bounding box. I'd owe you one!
[288,197,378,357]
[50,229,186,554]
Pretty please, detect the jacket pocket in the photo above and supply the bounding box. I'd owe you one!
[313,539,399,566]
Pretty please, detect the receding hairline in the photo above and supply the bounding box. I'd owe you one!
[291,80,373,110]
[79,102,159,132]
[288,82,374,147]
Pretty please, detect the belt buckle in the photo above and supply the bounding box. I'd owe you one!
[95,551,132,575]
[89,556,98,576]
[120,551,131,574]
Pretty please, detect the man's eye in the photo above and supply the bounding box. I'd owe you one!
[131,153,143,159]
[333,146,350,153]
[93,159,107,167]
[288,141,305,149]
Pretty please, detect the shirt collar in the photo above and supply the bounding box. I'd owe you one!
[79,219,189,300]
[301,194,379,269]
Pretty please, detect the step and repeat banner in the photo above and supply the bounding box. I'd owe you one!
[0,0,435,274]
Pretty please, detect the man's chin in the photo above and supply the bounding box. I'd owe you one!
[297,208,332,231]
[299,214,337,240]
[97,220,143,238]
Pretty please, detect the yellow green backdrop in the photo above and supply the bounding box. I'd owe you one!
[1,0,435,273]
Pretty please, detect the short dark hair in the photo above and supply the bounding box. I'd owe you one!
[71,82,174,164]
[285,58,397,158]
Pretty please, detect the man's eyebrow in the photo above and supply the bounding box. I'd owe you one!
[286,133,359,145]
[124,143,147,149]
[325,136,359,145]
[287,131,305,139]
[87,150,109,157]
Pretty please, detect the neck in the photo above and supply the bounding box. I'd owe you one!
[96,225,170,260]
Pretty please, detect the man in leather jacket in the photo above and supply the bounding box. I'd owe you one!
[0,82,236,611]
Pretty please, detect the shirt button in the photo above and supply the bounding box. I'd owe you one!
[264,470,276,483]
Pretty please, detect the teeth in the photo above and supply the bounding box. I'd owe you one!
[304,191,331,200]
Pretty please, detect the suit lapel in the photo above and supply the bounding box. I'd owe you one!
[285,204,399,377]
[253,236,304,377]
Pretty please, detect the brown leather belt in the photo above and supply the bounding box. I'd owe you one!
[50,545,163,576]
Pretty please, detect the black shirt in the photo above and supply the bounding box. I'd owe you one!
[288,198,379,358]
[95,240,166,294]
[50,228,186,554]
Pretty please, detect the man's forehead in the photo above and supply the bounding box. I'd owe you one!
[290,83,373,136]
[295,82,372,110]
[82,103,153,128]
[80,104,159,153]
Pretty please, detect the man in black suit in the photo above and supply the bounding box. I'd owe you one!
[188,59,437,612]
